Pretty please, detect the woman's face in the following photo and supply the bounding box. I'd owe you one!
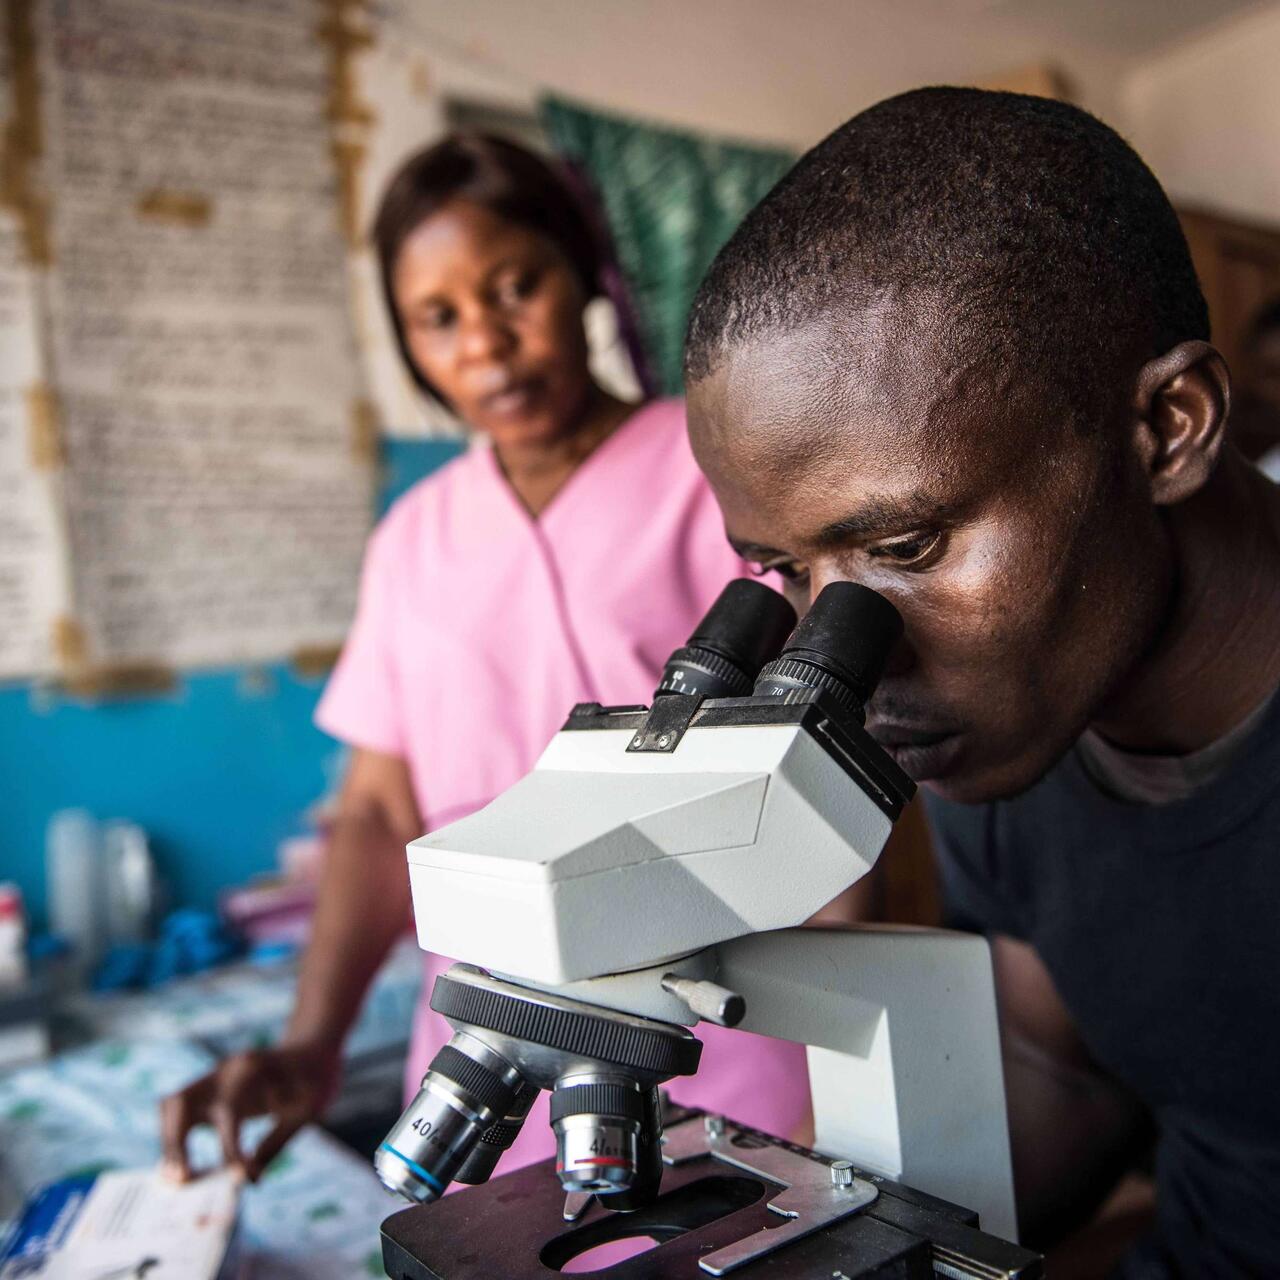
[392,199,595,447]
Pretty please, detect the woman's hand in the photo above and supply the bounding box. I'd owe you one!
[159,749,419,1185]
[159,1039,340,1183]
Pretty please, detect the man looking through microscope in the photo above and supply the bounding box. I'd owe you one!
[683,88,1280,1278]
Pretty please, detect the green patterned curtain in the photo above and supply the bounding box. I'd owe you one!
[541,95,795,396]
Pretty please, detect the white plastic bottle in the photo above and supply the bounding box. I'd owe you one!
[0,882,27,987]
[45,810,106,977]
[103,820,157,944]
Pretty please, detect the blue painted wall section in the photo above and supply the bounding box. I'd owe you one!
[0,436,466,930]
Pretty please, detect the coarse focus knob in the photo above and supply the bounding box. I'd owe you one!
[660,974,746,1028]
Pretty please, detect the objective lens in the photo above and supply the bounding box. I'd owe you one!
[551,1076,647,1194]
[603,1086,665,1212]
[453,1080,539,1185]
[754,582,903,722]
[655,579,797,700]
[375,1034,522,1204]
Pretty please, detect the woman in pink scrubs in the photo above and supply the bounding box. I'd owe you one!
[161,134,808,1183]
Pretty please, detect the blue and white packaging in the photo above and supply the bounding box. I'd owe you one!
[0,1169,241,1279]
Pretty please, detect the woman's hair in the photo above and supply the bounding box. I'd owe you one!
[372,132,604,398]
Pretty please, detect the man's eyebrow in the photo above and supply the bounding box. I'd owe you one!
[725,493,955,561]
[726,534,785,560]
[812,493,952,546]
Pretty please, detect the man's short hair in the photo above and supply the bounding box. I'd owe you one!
[685,88,1209,427]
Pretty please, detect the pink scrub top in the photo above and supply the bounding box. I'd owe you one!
[316,398,809,1172]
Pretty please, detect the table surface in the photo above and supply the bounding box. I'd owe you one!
[0,940,424,1278]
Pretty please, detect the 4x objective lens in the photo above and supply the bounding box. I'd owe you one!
[551,1076,647,1194]
[375,1035,523,1203]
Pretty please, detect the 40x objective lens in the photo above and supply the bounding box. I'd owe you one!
[376,1037,522,1204]
[551,1077,647,1195]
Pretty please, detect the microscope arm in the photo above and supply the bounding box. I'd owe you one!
[714,924,1018,1243]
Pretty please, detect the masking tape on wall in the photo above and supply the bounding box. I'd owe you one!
[290,643,343,677]
[1,0,52,265]
[51,615,176,698]
[351,397,380,462]
[135,189,213,228]
[27,383,63,469]
[317,0,376,249]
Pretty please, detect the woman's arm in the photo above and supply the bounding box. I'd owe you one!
[284,747,422,1052]
[160,747,421,1181]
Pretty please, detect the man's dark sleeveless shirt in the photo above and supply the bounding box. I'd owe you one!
[924,693,1280,1278]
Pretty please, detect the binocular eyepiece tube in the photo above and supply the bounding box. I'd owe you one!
[654,576,903,721]
[753,580,903,722]
[654,577,798,700]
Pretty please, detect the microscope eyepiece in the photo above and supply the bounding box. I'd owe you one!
[655,578,797,700]
[753,582,902,723]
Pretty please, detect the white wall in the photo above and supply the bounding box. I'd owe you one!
[377,0,1131,150]
[1125,2,1280,225]
[350,0,1280,432]
[353,0,1141,433]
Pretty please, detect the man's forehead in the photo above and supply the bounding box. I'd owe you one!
[688,303,1012,469]
[686,306,1038,552]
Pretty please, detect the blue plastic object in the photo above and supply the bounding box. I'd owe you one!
[26,933,71,962]
[90,909,243,991]
[247,939,300,965]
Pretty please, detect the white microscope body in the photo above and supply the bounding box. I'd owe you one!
[380,581,1017,1247]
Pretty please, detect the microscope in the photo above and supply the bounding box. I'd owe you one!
[375,580,1041,1278]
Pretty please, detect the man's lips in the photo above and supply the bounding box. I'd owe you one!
[866,722,957,749]
[866,722,963,781]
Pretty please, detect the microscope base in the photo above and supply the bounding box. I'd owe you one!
[380,1112,1042,1279]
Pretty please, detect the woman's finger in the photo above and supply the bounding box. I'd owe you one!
[245,1111,306,1183]
[209,1051,269,1170]
[158,1087,200,1182]
[210,1095,246,1171]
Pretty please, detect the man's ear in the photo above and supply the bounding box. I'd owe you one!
[1131,341,1231,505]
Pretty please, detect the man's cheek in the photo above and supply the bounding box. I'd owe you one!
[911,604,1032,710]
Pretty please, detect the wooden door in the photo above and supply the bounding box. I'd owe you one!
[1179,206,1280,383]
